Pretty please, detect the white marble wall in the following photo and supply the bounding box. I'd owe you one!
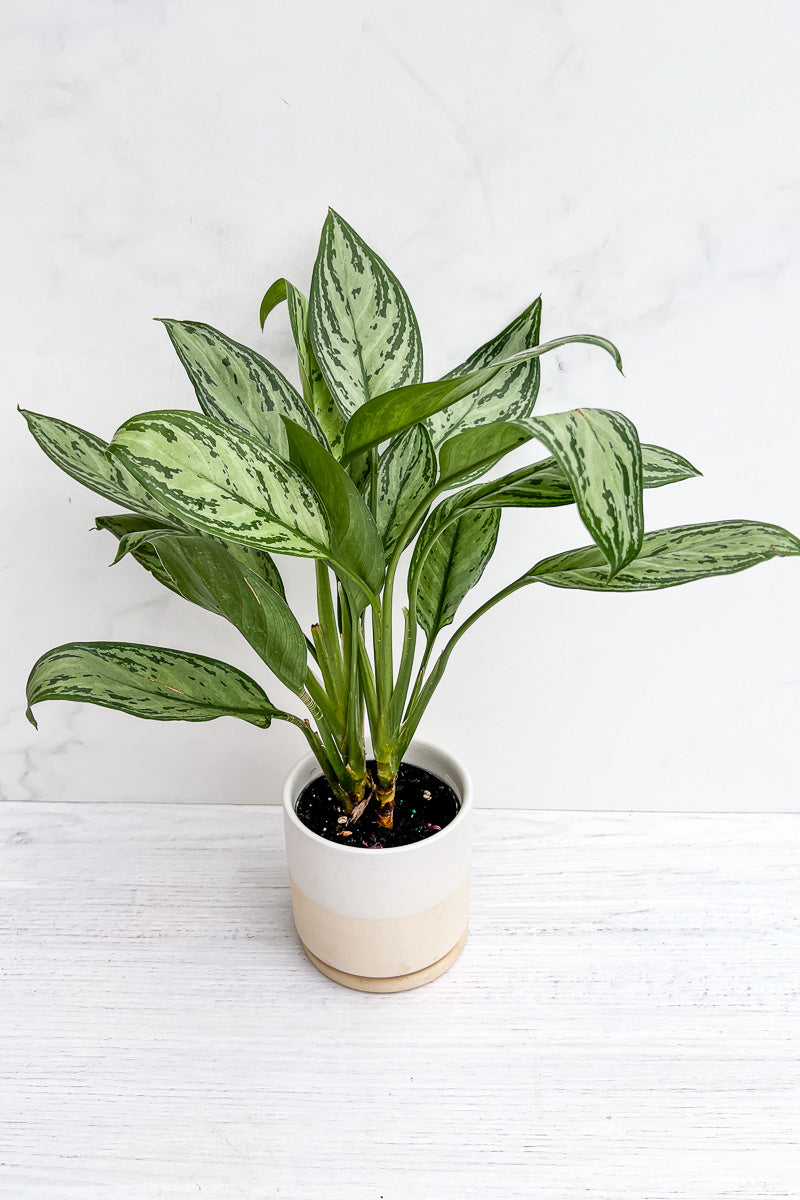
[2,0,799,809]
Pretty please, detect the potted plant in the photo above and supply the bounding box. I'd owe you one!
[22,210,800,992]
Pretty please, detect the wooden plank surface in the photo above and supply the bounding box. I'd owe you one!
[1,804,798,1199]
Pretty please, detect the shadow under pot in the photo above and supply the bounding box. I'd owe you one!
[282,740,472,993]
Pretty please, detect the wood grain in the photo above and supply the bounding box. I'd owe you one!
[1,804,798,1199]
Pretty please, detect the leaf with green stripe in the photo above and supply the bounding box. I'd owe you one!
[411,497,501,643]
[26,642,276,728]
[148,536,307,692]
[19,409,173,520]
[107,410,331,559]
[519,409,644,576]
[526,521,800,591]
[374,425,437,556]
[281,418,383,609]
[259,278,345,457]
[342,334,623,462]
[160,319,326,452]
[463,444,700,511]
[427,297,542,449]
[309,210,423,417]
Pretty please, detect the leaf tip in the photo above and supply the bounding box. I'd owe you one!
[25,705,38,730]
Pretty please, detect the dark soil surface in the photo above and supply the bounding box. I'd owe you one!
[295,760,460,849]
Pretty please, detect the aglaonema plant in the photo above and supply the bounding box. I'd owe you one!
[23,210,800,828]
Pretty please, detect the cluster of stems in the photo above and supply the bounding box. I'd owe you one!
[277,449,531,829]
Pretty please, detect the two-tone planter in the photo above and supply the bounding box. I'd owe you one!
[283,741,472,993]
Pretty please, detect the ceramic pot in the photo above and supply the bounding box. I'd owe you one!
[282,740,472,993]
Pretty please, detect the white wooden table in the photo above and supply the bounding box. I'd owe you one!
[1,803,798,1199]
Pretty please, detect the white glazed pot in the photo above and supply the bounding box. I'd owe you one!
[283,740,472,993]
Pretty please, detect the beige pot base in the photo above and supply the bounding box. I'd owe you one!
[301,926,468,993]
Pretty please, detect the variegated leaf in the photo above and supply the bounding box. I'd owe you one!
[308,210,423,417]
[20,409,173,520]
[260,278,345,457]
[97,514,286,601]
[160,319,326,451]
[282,419,383,610]
[26,642,276,728]
[375,425,437,556]
[342,334,623,462]
[519,409,644,576]
[149,536,307,692]
[464,444,700,511]
[411,497,501,642]
[107,410,331,559]
[527,521,800,591]
[427,297,542,449]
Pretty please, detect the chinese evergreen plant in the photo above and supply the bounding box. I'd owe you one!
[23,211,800,828]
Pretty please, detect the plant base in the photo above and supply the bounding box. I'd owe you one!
[300,926,468,993]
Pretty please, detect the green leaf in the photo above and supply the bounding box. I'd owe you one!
[427,297,542,449]
[281,418,383,609]
[342,334,623,462]
[20,409,172,520]
[148,536,307,692]
[438,422,533,486]
[465,444,701,511]
[374,425,437,556]
[160,319,326,451]
[527,521,800,591]
[107,410,331,559]
[95,514,187,597]
[26,642,276,728]
[411,497,501,642]
[519,408,644,576]
[97,515,286,601]
[308,209,423,417]
[260,278,346,457]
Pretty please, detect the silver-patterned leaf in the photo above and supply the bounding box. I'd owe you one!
[149,536,307,692]
[107,410,331,559]
[466,444,700,511]
[20,409,173,520]
[260,278,346,457]
[308,210,423,417]
[160,319,326,451]
[519,409,644,576]
[26,642,276,728]
[427,297,542,449]
[411,497,501,642]
[375,425,437,556]
[342,334,623,462]
[527,521,800,591]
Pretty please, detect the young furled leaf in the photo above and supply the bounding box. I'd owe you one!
[260,278,345,457]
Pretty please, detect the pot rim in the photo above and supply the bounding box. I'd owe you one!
[282,738,472,859]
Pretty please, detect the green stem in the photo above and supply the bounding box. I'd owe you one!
[272,709,349,804]
[398,574,535,757]
[304,668,344,739]
[314,562,346,704]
